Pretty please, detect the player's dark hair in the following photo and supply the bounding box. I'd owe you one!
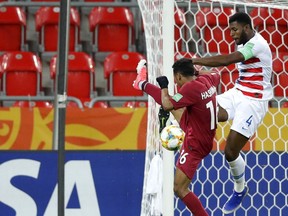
[229,12,253,29]
[172,58,197,76]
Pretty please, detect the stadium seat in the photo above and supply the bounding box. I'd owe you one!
[195,6,236,54]
[250,8,288,52]
[0,7,26,52]
[35,7,80,53]
[220,65,239,93]
[282,101,288,108]
[13,101,52,108]
[50,52,94,99]
[272,52,288,74]
[104,51,145,96]
[50,52,108,108]
[123,101,148,108]
[174,8,186,52]
[89,7,134,56]
[0,51,42,96]
[273,72,288,97]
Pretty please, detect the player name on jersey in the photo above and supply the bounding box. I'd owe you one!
[201,86,217,100]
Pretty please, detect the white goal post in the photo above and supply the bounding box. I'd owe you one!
[138,0,288,216]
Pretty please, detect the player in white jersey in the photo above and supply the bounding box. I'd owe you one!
[192,12,273,214]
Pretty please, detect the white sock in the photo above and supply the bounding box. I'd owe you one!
[138,80,146,90]
[228,155,246,192]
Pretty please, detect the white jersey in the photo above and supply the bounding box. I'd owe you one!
[235,32,273,100]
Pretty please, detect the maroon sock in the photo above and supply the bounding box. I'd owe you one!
[181,192,209,216]
[143,83,162,105]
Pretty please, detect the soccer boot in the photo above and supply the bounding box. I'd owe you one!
[158,106,170,133]
[222,185,249,214]
[133,59,147,90]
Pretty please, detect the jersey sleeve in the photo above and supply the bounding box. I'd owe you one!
[169,83,199,110]
[238,41,262,60]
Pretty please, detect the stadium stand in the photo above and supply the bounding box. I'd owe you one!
[103,51,145,97]
[195,6,236,54]
[89,6,135,61]
[0,6,27,52]
[250,8,288,52]
[50,51,108,108]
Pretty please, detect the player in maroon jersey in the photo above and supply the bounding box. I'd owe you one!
[133,58,220,216]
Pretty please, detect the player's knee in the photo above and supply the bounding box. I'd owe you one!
[224,145,238,161]
[173,182,186,199]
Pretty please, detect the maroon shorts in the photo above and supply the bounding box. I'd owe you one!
[176,137,212,180]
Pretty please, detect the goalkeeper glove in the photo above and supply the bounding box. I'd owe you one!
[156,76,169,89]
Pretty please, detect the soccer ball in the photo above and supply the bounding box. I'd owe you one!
[160,125,185,151]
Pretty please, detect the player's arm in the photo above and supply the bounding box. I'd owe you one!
[192,51,244,67]
[156,76,174,111]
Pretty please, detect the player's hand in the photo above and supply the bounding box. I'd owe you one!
[136,59,147,74]
[156,76,169,89]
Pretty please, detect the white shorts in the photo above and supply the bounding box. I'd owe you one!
[216,88,269,138]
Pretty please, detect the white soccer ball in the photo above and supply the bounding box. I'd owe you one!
[160,125,185,151]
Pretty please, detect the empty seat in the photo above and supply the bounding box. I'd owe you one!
[220,65,239,93]
[0,51,42,96]
[174,8,186,52]
[50,52,94,99]
[274,72,288,97]
[104,51,145,96]
[250,8,288,52]
[123,101,148,108]
[0,7,26,52]
[89,7,134,54]
[50,52,108,108]
[272,52,288,74]
[13,101,52,108]
[35,7,80,52]
[195,7,236,54]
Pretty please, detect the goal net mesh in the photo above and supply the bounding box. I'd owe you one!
[138,0,288,215]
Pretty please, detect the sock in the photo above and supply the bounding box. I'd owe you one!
[181,192,208,216]
[228,155,246,192]
[143,83,162,105]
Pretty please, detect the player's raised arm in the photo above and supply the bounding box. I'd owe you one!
[192,51,244,67]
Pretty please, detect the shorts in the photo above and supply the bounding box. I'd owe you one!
[216,88,269,138]
[176,136,211,180]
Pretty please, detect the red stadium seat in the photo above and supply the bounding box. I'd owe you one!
[50,52,95,99]
[174,8,186,52]
[0,51,42,96]
[0,7,26,52]
[123,101,148,108]
[35,7,80,52]
[195,7,236,54]
[250,8,288,52]
[282,101,288,108]
[274,72,288,97]
[13,101,52,108]
[89,7,134,53]
[272,52,288,74]
[104,51,145,96]
[220,65,239,93]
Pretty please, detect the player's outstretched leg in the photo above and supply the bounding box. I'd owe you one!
[133,59,147,90]
[222,184,249,214]
[158,106,170,133]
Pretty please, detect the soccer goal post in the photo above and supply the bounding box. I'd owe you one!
[138,0,288,215]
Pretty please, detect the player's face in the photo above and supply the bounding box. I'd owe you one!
[229,21,249,45]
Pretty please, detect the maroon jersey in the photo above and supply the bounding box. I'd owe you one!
[170,73,220,156]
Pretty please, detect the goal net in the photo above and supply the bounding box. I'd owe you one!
[138,0,288,215]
